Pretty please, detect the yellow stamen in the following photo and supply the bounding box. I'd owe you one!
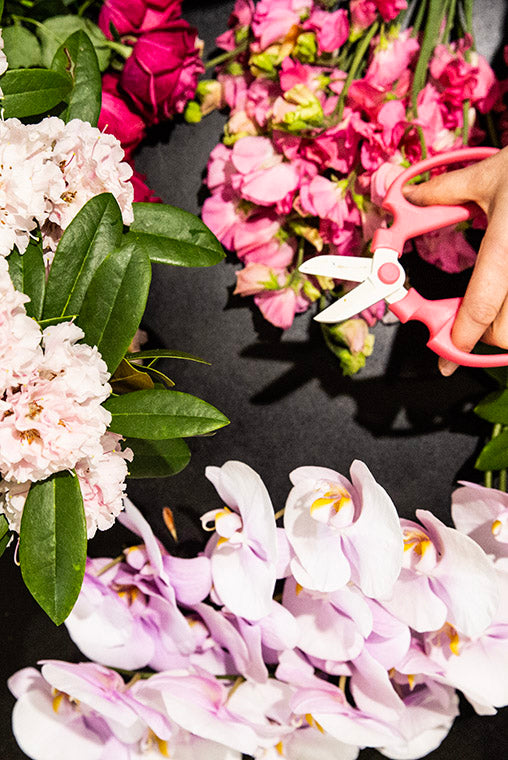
[216,536,229,547]
[492,519,502,535]
[155,736,170,757]
[305,713,325,734]
[275,740,285,756]
[449,630,460,656]
[295,583,303,596]
[310,487,351,515]
[52,692,63,713]
[407,674,415,691]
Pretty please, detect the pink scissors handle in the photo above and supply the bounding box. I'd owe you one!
[372,147,498,252]
[390,289,508,367]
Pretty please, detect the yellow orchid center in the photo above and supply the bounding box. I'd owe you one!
[146,730,170,757]
[407,673,415,691]
[310,486,352,516]
[432,622,460,656]
[275,740,285,756]
[115,585,140,605]
[492,519,502,536]
[403,528,431,556]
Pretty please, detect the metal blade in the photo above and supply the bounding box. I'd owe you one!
[299,255,372,282]
[314,278,387,323]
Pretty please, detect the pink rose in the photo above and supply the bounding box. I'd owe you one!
[98,74,146,160]
[120,21,204,122]
[99,0,183,38]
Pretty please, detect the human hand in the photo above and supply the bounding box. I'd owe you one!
[403,146,508,375]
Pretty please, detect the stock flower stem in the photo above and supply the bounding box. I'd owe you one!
[411,0,447,111]
[205,40,249,71]
[105,40,133,59]
[335,21,379,121]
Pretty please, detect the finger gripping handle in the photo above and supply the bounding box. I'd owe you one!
[390,289,508,368]
[373,147,498,253]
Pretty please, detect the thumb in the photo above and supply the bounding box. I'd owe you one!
[402,164,480,208]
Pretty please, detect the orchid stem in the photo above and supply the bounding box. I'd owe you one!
[499,469,507,492]
[95,554,124,576]
[273,508,285,521]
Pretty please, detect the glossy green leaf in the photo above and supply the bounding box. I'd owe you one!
[44,194,123,319]
[474,390,508,425]
[51,30,102,126]
[76,243,151,374]
[0,69,72,118]
[124,203,225,267]
[475,430,508,471]
[8,239,46,320]
[19,472,87,626]
[37,16,111,71]
[127,349,210,365]
[2,26,42,69]
[0,514,10,559]
[104,389,229,439]
[111,358,155,394]
[126,437,191,478]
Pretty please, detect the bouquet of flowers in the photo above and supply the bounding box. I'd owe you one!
[1,0,205,201]
[8,459,508,759]
[0,13,228,625]
[197,0,506,373]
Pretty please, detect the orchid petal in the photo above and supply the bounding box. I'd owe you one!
[211,542,276,621]
[417,509,499,638]
[343,461,403,599]
[382,569,447,633]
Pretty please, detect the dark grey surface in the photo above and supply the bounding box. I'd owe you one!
[2,1,508,758]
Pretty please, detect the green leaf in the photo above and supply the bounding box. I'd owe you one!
[38,315,78,328]
[474,390,508,425]
[44,193,123,320]
[126,437,191,478]
[124,203,225,267]
[2,26,42,69]
[111,358,155,394]
[51,29,102,126]
[8,239,46,320]
[0,68,72,118]
[19,471,87,626]
[37,16,111,71]
[475,430,508,471]
[76,243,152,374]
[104,389,229,439]
[0,514,10,558]
[127,349,210,365]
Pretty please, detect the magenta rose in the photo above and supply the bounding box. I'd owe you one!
[120,21,204,122]
[98,73,146,159]
[99,0,183,38]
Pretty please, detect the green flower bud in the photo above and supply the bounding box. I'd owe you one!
[294,32,317,63]
[183,101,202,123]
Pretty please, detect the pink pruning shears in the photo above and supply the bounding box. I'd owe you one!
[299,147,504,368]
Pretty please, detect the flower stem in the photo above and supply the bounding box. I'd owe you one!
[205,40,249,71]
[334,21,379,122]
[104,40,133,59]
[95,554,125,576]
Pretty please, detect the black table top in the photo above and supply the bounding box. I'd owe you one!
[2,1,507,758]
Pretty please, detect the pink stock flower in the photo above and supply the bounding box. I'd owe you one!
[251,0,313,50]
[414,224,477,273]
[99,0,183,37]
[284,460,403,597]
[365,29,419,89]
[255,282,310,329]
[374,0,407,22]
[230,136,301,206]
[350,0,378,31]
[98,74,146,161]
[121,21,204,122]
[304,8,349,54]
[234,263,280,296]
[216,0,255,51]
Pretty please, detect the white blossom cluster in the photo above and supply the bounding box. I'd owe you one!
[0,258,131,538]
[0,116,134,258]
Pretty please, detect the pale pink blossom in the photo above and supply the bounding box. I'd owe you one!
[0,322,111,484]
[365,29,419,89]
[234,263,280,296]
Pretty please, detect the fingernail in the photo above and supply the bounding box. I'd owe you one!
[438,358,459,376]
